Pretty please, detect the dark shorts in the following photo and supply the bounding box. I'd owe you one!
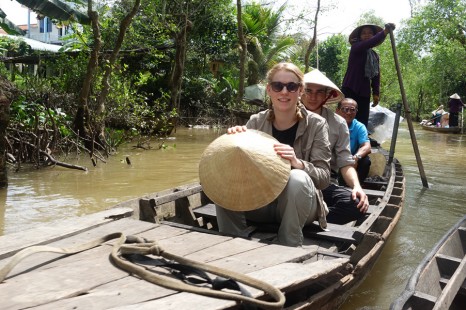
[323,184,365,224]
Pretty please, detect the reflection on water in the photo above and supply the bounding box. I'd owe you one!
[0,127,223,235]
[1,123,465,309]
[341,124,466,309]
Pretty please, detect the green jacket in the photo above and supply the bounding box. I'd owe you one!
[246,105,331,229]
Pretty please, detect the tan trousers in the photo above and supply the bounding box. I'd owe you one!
[215,169,318,247]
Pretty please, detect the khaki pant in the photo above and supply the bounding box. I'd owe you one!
[215,169,317,247]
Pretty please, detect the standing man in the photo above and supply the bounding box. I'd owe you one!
[448,93,465,128]
[301,69,369,224]
[336,98,371,184]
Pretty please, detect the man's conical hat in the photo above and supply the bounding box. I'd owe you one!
[303,69,344,104]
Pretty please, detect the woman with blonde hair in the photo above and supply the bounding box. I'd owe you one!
[215,62,331,247]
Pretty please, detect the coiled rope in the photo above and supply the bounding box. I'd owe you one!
[0,232,285,309]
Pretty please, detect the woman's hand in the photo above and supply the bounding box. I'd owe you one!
[372,94,380,107]
[384,23,396,34]
[274,143,304,169]
[227,126,247,134]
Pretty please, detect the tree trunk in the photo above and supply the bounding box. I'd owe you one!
[304,0,320,73]
[74,1,102,151]
[237,0,247,104]
[0,78,18,188]
[169,14,191,113]
[96,0,141,141]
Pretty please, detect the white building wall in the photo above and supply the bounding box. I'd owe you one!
[25,17,70,45]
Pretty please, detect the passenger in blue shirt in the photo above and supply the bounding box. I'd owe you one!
[336,98,371,183]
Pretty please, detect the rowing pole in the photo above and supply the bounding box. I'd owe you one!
[387,26,429,188]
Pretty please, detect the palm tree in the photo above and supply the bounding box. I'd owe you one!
[242,2,296,85]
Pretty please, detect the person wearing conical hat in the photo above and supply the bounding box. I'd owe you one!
[211,62,332,247]
[302,68,369,225]
[342,23,395,127]
[448,93,465,127]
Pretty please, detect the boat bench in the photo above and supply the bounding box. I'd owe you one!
[191,203,380,244]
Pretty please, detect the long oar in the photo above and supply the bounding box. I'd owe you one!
[388,27,429,188]
[461,108,464,134]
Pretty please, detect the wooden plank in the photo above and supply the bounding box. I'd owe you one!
[303,223,357,244]
[0,218,158,275]
[143,230,234,257]
[353,162,397,240]
[139,198,157,223]
[184,237,268,263]
[105,259,350,310]
[31,275,178,310]
[360,188,385,198]
[433,255,466,310]
[439,276,466,294]
[207,243,312,274]
[151,184,203,206]
[174,196,203,227]
[0,207,134,259]
[0,245,131,309]
[193,203,217,222]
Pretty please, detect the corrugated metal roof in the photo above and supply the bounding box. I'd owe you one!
[16,0,90,25]
[0,8,27,35]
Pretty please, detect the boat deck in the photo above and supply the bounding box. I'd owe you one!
[0,155,405,309]
[0,208,349,309]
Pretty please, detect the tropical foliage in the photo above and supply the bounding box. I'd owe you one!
[1,0,465,170]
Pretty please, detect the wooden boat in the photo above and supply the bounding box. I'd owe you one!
[0,149,405,309]
[420,123,462,133]
[390,215,466,310]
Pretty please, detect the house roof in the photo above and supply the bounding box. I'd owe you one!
[0,34,61,52]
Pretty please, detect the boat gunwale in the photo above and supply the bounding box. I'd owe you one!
[420,124,462,133]
[390,215,466,310]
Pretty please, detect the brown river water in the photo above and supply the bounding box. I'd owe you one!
[1,123,465,309]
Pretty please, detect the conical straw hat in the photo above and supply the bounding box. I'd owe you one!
[349,24,384,45]
[368,152,386,177]
[199,130,291,211]
[450,93,460,99]
[303,69,344,104]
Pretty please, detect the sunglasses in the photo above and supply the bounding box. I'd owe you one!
[340,107,358,113]
[270,81,300,93]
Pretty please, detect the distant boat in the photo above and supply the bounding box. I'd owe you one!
[390,215,466,310]
[420,123,462,134]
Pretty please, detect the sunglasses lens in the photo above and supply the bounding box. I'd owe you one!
[270,82,300,93]
[271,82,284,92]
[286,82,299,92]
[342,107,357,113]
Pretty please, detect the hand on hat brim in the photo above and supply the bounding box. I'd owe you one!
[227,125,247,134]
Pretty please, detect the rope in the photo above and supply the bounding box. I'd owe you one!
[0,233,285,309]
[0,232,122,282]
